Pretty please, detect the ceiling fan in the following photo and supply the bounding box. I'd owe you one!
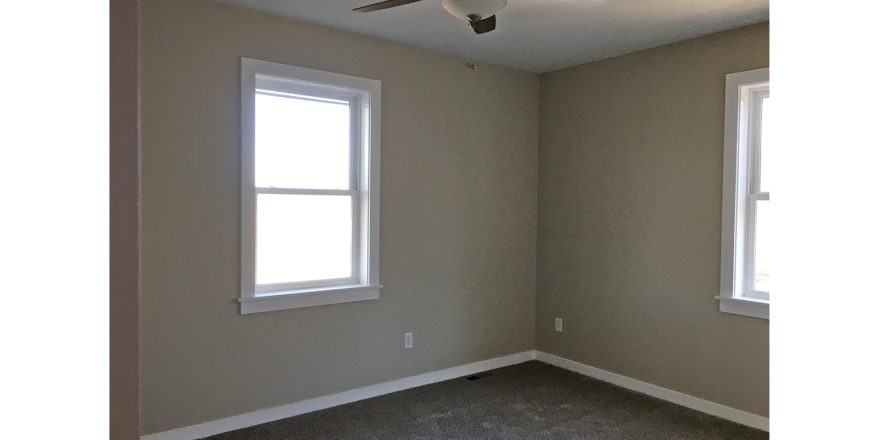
[354,0,507,35]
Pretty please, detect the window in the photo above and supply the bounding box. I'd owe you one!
[719,68,769,319]
[240,58,381,314]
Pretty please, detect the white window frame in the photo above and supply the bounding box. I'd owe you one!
[719,67,769,319]
[239,58,381,314]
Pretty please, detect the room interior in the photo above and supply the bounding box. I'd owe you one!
[132,0,769,438]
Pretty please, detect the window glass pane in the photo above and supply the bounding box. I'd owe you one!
[753,199,770,293]
[759,95,770,192]
[256,194,352,285]
[255,92,350,189]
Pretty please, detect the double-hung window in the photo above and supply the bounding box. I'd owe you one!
[719,67,769,319]
[240,58,381,314]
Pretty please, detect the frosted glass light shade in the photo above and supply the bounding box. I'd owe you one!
[441,0,507,20]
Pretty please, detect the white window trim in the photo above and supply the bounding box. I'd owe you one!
[239,57,382,314]
[719,67,769,320]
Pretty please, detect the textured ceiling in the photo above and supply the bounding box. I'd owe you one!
[217,0,768,73]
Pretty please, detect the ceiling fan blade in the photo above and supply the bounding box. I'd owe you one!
[353,0,423,13]
[470,15,496,34]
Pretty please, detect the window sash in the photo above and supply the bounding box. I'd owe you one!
[743,193,769,298]
[254,87,361,192]
[253,189,361,293]
[747,87,769,195]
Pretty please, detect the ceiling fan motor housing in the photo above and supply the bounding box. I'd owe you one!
[441,0,507,21]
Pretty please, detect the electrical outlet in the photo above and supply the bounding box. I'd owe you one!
[404,332,413,349]
[554,318,563,332]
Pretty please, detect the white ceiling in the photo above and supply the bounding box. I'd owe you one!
[217,0,768,73]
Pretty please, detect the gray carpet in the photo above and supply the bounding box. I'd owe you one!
[205,361,767,439]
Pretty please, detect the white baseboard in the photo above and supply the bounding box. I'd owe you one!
[141,350,537,440]
[535,351,769,432]
[143,349,767,439]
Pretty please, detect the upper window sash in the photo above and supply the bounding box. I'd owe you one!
[747,87,769,196]
[253,83,359,192]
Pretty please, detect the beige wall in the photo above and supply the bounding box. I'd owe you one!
[536,23,769,416]
[139,0,539,434]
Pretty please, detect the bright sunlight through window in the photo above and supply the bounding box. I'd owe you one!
[255,93,353,285]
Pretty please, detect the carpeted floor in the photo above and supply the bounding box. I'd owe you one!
[205,361,768,439]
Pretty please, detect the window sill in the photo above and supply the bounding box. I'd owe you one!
[240,284,382,314]
[716,296,769,320]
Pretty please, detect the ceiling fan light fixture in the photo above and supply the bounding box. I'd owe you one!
[441,0,507,21]
[353,0,505,34]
